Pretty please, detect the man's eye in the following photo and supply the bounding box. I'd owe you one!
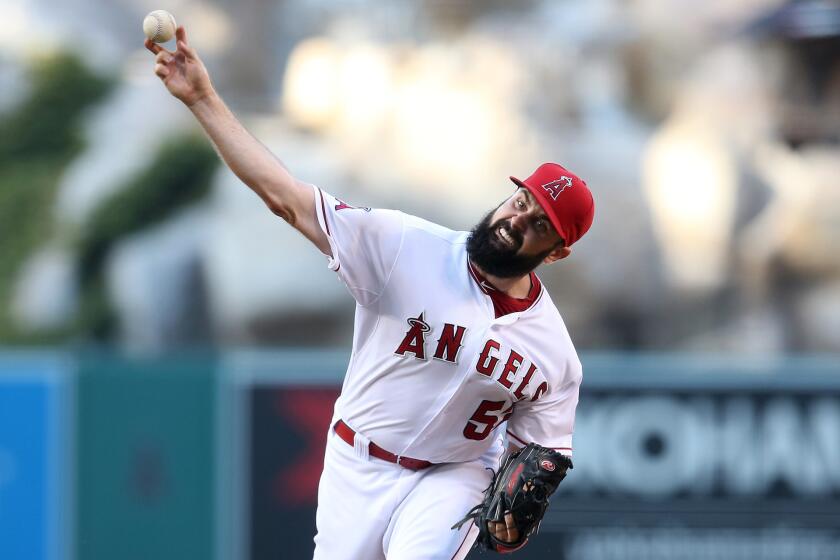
[515,200,525,209]
[536,220,547,233]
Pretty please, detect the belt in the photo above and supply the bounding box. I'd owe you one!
[334,420,434,471]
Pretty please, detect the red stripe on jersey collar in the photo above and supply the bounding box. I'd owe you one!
[467,261,542,318]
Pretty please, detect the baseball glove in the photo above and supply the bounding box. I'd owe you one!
[452,443,572,553]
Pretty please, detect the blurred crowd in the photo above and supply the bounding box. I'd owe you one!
[1,0,839,354]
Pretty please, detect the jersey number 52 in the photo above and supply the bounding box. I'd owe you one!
[463,400,513,441]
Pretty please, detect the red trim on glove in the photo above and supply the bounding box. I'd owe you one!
[506,463,525,496]
[495,538,529,554]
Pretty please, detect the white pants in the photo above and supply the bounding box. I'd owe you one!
[312,426,502,560]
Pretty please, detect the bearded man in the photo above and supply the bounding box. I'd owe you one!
[146,26,594,559]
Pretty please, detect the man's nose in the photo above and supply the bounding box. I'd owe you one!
[509,213,527,233]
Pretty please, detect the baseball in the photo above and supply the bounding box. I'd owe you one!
[143,10,177,43]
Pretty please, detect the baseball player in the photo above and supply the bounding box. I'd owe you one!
[147,27,594,559]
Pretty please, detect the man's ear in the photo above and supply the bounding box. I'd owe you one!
[543,246,571,265]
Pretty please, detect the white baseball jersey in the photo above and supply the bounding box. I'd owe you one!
[313,186,582,463]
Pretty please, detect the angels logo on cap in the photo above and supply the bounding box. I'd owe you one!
[541,176,574,200]
[510,163,594,247]
[540,459,556,472]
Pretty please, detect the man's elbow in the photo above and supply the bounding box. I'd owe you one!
[265,195,298,225]
[261,176,309,226]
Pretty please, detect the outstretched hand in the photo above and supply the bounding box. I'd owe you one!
[145,26,213,106]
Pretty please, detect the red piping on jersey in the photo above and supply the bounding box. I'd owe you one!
[318,188,331,236]
[506,429,572,452]
[451,524,475,560]
[318,189,340,270]
[531,285,545,307]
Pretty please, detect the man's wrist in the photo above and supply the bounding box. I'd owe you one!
[186,88,221,114]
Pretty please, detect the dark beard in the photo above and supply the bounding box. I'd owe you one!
[466,209,553,279]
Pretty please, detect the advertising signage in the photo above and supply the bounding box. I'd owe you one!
[526,355,840,560]
[0,354,70,560]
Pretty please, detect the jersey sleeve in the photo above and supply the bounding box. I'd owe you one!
[313,186,405,306]
[505,361,581,457]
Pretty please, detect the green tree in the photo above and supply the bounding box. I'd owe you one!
[75,135,219,338]
[0,53,113,342]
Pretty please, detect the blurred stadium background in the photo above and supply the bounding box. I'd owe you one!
[1,0,839,559]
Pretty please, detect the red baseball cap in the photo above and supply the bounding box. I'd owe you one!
[509,162,594,246]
